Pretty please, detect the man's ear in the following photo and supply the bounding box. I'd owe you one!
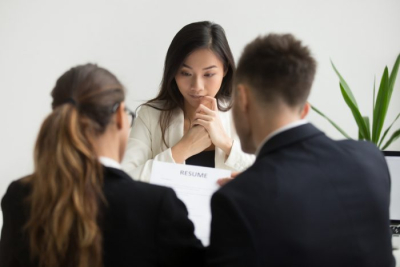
[300,102,310,119]
[236,84,249,113]
[115,102,125,130]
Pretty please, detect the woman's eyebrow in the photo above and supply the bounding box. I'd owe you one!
[182,63,217,70]
[182,63,192,69]
[203,65,217,70]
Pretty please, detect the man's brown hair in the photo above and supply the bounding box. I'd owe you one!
[235,33,317,107]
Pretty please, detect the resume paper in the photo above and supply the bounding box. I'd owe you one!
[150,161,231,246]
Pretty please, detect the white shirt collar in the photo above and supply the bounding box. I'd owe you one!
[99,156,122,170]
[255,119,308,156]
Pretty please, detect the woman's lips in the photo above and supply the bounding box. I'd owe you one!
[189,95,205,99]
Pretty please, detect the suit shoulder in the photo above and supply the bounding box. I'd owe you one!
[138,104,162,114]
[217,160,276,196]
[137,103,182,129]
[138,102,175,119]
[1,177,31,209]
[103,167,175,202]
[336,139,383,158]
[136,104,162,125]
[338,138,378,149]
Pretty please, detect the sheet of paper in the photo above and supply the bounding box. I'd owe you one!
[150,161,231,246]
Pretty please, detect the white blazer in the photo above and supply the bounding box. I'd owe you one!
[122,104,255,182]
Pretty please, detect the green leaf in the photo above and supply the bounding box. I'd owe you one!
[388,54,400,100]
[339,83,371,141]
[382,128,400,150]
[331,60,359,108]
[311,105,351,139]
[375,55,399,146]
[359,116,371,140]
[378,112,400,148]
[372,67,390,143]
[373,76,376,111]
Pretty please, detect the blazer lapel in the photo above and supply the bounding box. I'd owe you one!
[257,123,324,160]
[214,110,232,167]
[167,108,185,148]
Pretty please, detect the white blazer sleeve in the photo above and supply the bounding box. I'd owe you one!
[214,110,255,172]
[121,106,175,182]
[223,139,254,171]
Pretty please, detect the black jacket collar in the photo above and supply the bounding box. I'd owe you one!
[257,123,324,160]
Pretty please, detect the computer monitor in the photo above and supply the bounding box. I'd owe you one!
[384,151,400,223]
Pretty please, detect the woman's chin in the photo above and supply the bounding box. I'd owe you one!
[184,98,201,109]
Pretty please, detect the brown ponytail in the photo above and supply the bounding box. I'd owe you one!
[23,64,125,267]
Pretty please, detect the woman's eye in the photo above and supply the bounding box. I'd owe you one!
[181,71,191,76]
[205,73,216,77]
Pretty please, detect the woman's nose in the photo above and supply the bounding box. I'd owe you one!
[190,75,204,92]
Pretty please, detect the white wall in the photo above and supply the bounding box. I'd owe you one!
[0,0,399,229]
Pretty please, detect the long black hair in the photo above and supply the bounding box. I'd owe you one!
[144,21,235,146]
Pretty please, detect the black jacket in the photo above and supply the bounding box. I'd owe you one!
[0,166,204,267]
[207,123,395,267]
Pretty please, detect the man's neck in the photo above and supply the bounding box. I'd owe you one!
[250,104,304,154]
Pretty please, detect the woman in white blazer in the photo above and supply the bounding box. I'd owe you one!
[122,21,254,182]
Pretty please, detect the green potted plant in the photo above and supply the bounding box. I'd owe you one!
[312,54,400,150]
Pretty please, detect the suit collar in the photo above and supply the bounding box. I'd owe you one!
[103,166,132,180]
[99,156,122,170]
[257,123,324,159]
[255,120,308,156]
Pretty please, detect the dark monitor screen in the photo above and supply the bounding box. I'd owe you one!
[384,151,400,222]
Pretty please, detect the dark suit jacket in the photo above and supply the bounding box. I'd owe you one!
[207,123,395,267]
[0,166,204,267]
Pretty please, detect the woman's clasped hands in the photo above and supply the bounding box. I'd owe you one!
[171,96,233,164]
[193,96,233,156]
